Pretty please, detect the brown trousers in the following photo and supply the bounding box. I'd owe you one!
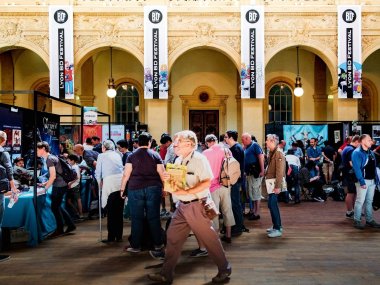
[161,200,230,281]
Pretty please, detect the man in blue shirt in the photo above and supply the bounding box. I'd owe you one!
[306,138,322,166]
[241,133,264,220]
[351,134,380,229]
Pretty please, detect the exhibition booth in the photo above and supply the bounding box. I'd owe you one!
[0,90,112,247]
[265,120,380,151]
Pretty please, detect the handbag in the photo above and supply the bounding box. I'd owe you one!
[265,177,287,194]
[200,197,220,220]
[0,178,10,194]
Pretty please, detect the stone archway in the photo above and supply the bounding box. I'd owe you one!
[169,38,240,71]
[75,41,144,69]
[359,78,378,121]
[265,40,338,88]
[30,77,51,112]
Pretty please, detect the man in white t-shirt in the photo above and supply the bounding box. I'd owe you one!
[285,149,301,204]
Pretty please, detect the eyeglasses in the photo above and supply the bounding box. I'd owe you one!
[173,139,191,145]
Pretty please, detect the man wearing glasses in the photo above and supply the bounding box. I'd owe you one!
[148,130,231,284]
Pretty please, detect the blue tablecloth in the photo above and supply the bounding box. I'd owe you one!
[2,189,56,247]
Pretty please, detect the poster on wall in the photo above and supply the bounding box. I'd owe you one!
[334,130,341,144]
[102,125,124,143]
[0,105,23,159]
[283,124,328,152]
[83,125,102,143]
[59,125,80,146]
[49,5,74,99]
[20,110,60,168]
[12,129,22,153]
[144,6,168,99]
[338,5,362,99]
[241,5,265,99]
[372,126,380,145]
[38,113,60,156]
[352,123,361,136]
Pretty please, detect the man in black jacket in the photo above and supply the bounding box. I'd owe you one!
[225,130,247,236]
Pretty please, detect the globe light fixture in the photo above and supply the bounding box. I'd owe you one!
[294,46,304,97]
[106,47,117,98]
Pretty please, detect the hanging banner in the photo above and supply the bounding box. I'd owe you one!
[49,5,74,100]
[83,106,98,125]
[241,5,265,99]
[144,6,168,99]
[338,5,362,99]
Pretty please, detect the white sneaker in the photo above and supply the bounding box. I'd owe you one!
[266,227,283,233]
[267,229,282,238]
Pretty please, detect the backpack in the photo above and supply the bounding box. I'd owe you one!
[56,156,78,183]
[220,148,241,187]
[331,182,345,201]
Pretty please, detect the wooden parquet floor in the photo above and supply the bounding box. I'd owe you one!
[1,199,380,285]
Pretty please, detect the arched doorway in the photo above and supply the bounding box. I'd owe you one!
[170,48,237,136]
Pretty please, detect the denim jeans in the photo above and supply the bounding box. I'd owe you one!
[128,186,163,249]
[354,179,376,222]
[268,193,282,230]
[51,186,75,233]
[0,194,4,249]
[230,182,243,233]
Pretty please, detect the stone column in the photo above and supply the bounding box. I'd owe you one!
[235,94,242,137]
[0,52,15,105]
[241,99,264,145]
[331,85,358,121]
[145,99,169,141]
[313,96,328,121]
[80,58,95,107]
[313,55,327,121]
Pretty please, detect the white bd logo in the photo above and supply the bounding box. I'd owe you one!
[54,10,68,24]
[343,9,356,23]
[246,10,260,24]
[149,10,163,24]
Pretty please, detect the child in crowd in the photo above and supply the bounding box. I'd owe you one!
[66,154,84,219]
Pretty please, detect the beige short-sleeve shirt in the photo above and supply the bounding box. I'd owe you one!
[172,151,213,202]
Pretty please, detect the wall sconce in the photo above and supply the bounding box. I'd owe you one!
[294,46,304,97]
[106,47,117,98]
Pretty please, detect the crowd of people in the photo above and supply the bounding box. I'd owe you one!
[1,129,380,284]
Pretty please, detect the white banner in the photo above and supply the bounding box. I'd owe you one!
[241,6,265,99]
[338,5,362,99]
[144,6,168,99]
[49,5,74,100]
[83,106,98,125]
